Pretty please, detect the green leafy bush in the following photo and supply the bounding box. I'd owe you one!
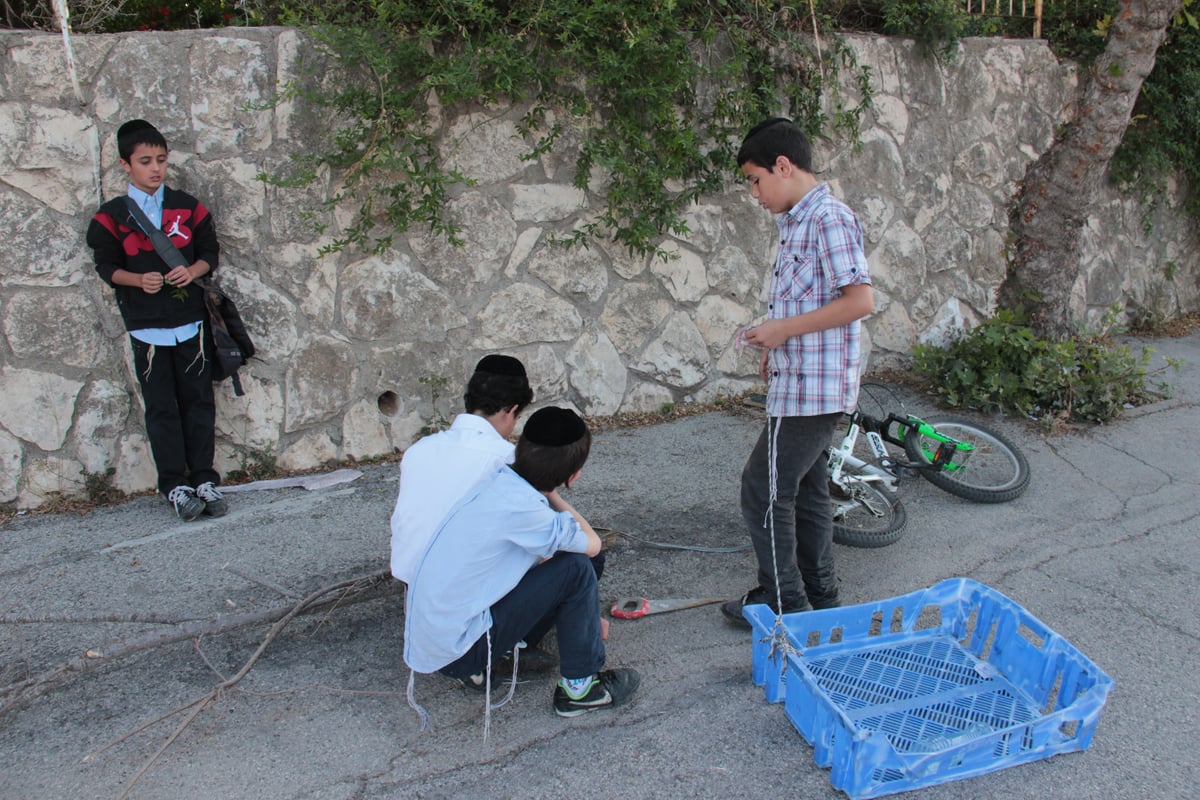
[2,0,268,32]
[1110,16,1200,218]
[912,309,1173,424]
[83,466,123,505]
[879,0,968,61]
[262,1,872,257]
[8,0,1195,237]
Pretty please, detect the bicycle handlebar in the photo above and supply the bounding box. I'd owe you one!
[845,409,964,474]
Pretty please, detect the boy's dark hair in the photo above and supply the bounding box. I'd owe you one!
[736,117,812,173]
[512,407,591,492]
[463,354,533,416]
[117,119,168,162]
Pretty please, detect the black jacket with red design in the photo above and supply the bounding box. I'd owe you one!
[87,187,221,332]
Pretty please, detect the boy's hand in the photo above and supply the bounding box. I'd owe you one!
[164,265,194,288]
[140,272,165,294]
[742,319,790,350]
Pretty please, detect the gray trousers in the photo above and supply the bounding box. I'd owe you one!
[739,413,842,610]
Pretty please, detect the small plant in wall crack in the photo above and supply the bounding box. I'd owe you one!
[417,375,451,438]
[83,467,123,506]
[226,448,280,484]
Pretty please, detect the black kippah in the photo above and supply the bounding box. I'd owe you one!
[474,354,527,378]
[523,407,586,446]
[117,119,160,139]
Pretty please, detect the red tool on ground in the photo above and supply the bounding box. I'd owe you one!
[609,597,723,619]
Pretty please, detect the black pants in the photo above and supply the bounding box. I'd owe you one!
[740,414,842,610]
[130,332,218,495]
[441,553,605,681]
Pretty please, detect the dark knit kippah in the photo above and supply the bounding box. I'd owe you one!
[523,407,586,447]
[117,119,160,139]
[474,354,527,378]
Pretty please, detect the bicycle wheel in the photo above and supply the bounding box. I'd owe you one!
[831,476,907,548]
[903,414,1030,503]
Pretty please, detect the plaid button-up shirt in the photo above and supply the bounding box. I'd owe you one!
[764,183,871,418]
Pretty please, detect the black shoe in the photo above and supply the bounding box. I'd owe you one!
[721,586,811,629]
[828,480,852,501]
[501,644,556,674]
[743,393,767,409]
[195,481,228,517]
[167,486,205,522]
[552,669,640,718]
[809,592,841,611]
[455,672,488,693]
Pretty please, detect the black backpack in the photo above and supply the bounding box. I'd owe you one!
[202,279,256,396]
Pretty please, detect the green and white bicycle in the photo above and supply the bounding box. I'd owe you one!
[829,385,1031,548]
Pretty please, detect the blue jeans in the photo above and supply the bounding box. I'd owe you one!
[440,552,605,681]
[740,414,842,610]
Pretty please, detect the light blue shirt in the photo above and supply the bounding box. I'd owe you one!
[128,183,163,228]
[126,182,201,346]
[403,466,591,673]
[389,413,516,584]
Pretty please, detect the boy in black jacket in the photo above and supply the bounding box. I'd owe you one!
[87,119,227,521]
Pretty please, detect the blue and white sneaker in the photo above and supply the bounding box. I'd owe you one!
[552,668,640,717]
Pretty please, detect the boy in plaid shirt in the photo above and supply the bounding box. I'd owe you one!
[722,118,874,626]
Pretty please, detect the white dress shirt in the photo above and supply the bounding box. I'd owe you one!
[389,413,515,583]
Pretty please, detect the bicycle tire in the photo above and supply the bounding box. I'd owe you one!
[831,477,907,548]
[903,414,1031,503]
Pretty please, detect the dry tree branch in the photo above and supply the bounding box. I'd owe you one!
[0,613,206,625]
[0,569,399,718]
[104,570,399,800]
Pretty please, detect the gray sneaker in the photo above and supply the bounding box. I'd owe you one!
[552,668,640,717]
[195,481,228,517]
[167,486,205,521]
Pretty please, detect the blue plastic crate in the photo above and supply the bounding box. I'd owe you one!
[745,578,1113,799]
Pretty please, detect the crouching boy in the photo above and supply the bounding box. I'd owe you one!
[403,407,639,717]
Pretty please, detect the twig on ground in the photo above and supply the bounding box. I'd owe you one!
[0,569,399,718]
[0,613,206,625]
[221,563,299,599]
[106,571,395,800]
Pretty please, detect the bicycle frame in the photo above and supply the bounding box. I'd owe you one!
[828,419,896,492]
[828,411,977,492]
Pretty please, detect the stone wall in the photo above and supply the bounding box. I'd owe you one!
[1,28,1197,508]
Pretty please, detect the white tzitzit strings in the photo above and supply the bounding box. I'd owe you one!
[735,333,800,675]
[405,670,431,731]
[406,629,521,740]
[481,631,520,740]
[761,414,800,672]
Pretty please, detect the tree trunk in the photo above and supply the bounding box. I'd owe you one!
[998,0,1183,340]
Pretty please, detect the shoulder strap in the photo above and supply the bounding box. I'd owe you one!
[123,195,189,270]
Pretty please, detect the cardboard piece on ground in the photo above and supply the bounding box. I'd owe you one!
[220,468,364,493]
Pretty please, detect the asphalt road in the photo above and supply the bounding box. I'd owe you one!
[1,331,1197,800]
